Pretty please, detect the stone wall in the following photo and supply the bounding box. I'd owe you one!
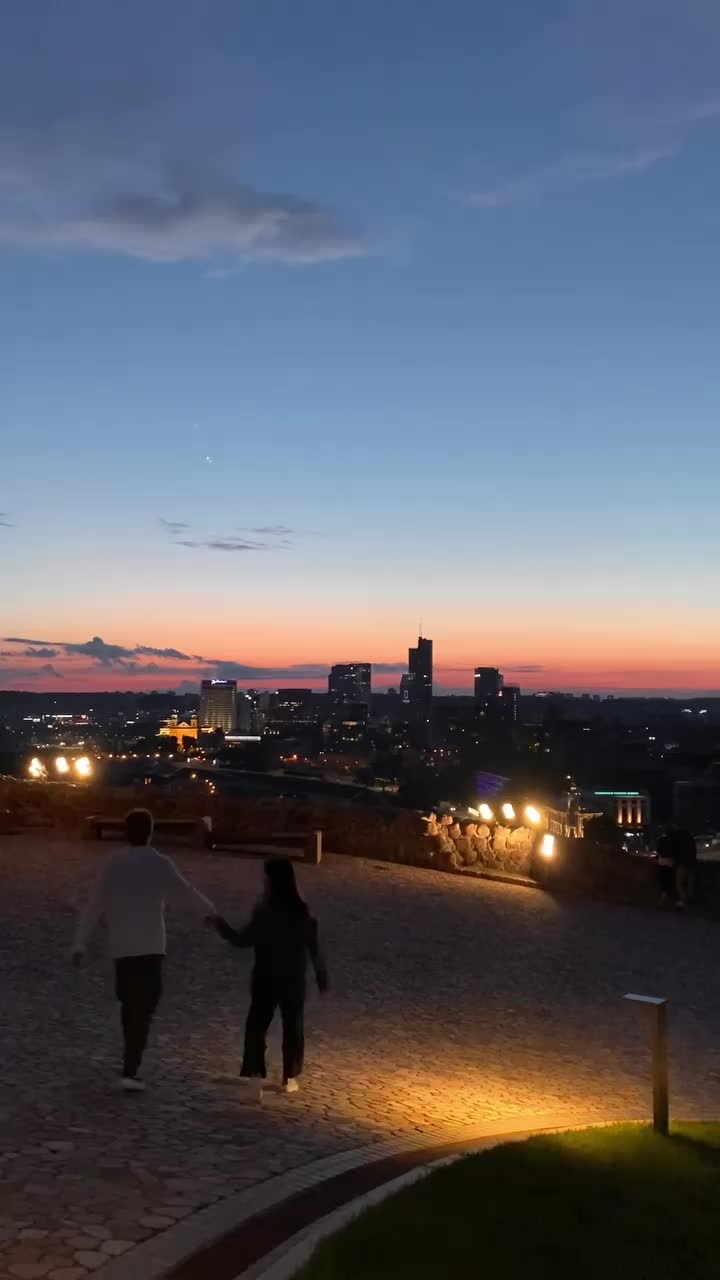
[422,813,536,878]
[0,779,533,875]
[0,777,430,864]
[6,776,720,916]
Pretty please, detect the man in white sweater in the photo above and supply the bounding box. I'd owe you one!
[73,808,217,1091]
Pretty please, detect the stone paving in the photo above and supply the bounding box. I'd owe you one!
[2,835,720,1278]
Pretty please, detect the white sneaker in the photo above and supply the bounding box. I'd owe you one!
[239,1077,263,1103]
[281,1078,300,1095]
[117,1077,146,1093]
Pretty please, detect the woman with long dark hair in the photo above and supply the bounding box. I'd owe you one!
[215,857,327,1096]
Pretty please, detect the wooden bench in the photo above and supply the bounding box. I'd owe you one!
[206,829,322,866]
[85,816,209,846]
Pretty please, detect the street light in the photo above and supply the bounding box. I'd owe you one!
[478,804,494,822]
[525,805,542,825]
[74,756,92,778]
[55,756,70,775]
[28,757,46,780]
[501,803,516,821]
[540,833,555,859]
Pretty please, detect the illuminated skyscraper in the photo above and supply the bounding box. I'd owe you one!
[199,679,237,733]
[474,667,503,709]
[328,663,371,707]
[407,635,433,745]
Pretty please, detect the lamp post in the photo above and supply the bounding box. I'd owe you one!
[624,993,669,1135]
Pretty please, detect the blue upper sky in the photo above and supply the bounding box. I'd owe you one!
[2,0,720,692]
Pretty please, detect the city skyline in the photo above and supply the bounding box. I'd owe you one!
[3,2,720,696]
[1,628,719,697]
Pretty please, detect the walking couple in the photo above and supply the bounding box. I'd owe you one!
[73,808,328,1095]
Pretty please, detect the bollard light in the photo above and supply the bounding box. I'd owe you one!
[539,833,555,858]
[624,993,669,1135]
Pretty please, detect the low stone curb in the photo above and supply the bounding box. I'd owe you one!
[231,1121,622,1280]
[235,1139,508,1280]
[96,1115,606,1280]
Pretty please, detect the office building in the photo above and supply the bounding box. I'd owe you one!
[199,679,237,733]
[266,689,317,738]
[502,685,521,723]
[399,672,416,708]
[410,637,432,706]
[236,690,254,734]
[249,689,273,735]
[328,663,371,707]
[406,635,433,745]
[324,702,369,750]
[474,667,504,708]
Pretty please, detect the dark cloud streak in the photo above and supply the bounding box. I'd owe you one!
[3,635,408,685]
[177,538,279,552]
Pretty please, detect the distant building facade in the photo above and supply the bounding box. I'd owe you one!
[474,667,503,709]
[199,679,237,733]
[403,636,433,746]
[578,788,652,828]
[266,688,317,738]
[328,663,371,707]
[674,776,720,834]
[158,714,198,746]
[324,701,369,750]
[502,685,521,723]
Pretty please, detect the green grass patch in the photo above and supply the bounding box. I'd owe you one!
[297,1124,720,1279]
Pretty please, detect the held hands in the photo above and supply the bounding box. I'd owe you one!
[213,916,237,944]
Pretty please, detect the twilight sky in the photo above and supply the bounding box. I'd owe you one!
[2,0,720,695]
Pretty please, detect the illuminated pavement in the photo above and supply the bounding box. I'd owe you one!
[2,836,720,1278]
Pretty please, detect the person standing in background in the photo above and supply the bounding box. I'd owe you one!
[655,826,676,904]
[673,826,698,908]
[73,808,218,1091]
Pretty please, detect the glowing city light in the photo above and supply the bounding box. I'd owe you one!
[501,803,515,821]
[540,833,555,859]
[525,805,542,825]
[74,756,92,778]
[28,757,46,780]
[478,804,494,822]
[55,756,70,774]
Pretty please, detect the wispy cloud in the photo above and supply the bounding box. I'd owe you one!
[0,148,363,265]
[0,662,63,684]
[463,94,720,209]
[0,513,14,527]
[465,143,678,208]
[247,525,295,538]
[0,53,363,267]
[159,518,190,535]
[177,538,279,552]
[162,518,294,552]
